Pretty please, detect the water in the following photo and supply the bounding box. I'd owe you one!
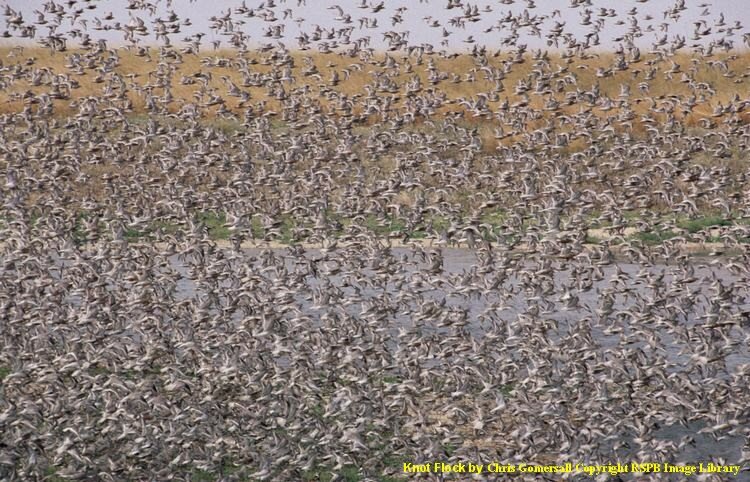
[45,245,750,476]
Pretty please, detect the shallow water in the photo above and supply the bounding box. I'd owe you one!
[43,245,750,474]
[161,247,749,473]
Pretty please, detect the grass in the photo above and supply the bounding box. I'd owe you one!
[302,465,361,482]
[71,212,91,245]
[0,365,10,382]
[480,209,507,226]
[363,214,407,236]
[632,230,679,245]
[585,234,602,244]
[189,460,252,482]
[88,365,110,376]
[442,442,457,457]
[151,220,181,235]
[82,364,163,380]
[138,458,402,482]
[676,215,731,233]
[124,227,148,241]
[196,211,230,239]
[190,469,217,482]
[628,215,736,244]
[5,202,748,248]
[43,467,67,482]
[2,103,746,250]
[34,441,402,482]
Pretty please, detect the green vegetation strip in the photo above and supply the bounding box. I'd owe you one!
[4,209,748,247]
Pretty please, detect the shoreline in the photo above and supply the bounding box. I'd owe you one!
[0,234,739,257]
[132,237,744,258]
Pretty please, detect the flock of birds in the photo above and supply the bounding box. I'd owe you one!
[1,0,750,481]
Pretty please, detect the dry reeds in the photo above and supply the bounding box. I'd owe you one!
[0,46,748,143]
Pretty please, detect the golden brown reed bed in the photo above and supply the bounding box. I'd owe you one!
[1,46,748,130]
